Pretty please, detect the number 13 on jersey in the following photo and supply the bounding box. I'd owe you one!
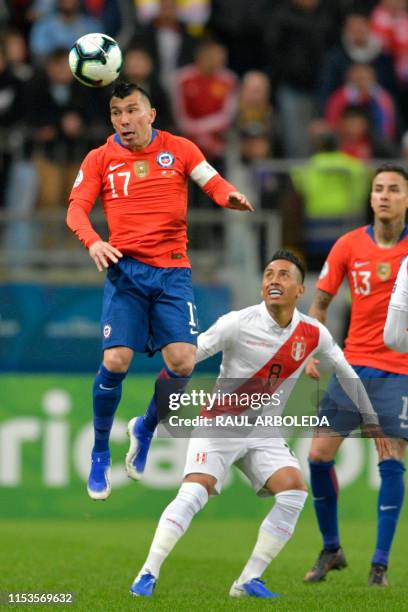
[351,270,371,295]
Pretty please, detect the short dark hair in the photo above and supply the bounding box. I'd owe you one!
[373,163,408,182]
[110,81,152,106]
[264,249,306,283]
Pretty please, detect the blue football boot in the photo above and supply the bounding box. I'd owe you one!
[230,578,279,598]
[87,450,111,500]
[125,416,154,480]
[130,572,157,597]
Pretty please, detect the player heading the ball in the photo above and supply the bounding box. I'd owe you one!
[66,80,254,501]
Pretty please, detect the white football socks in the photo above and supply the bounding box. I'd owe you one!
[137,482,209,579]
[237,489,307,585]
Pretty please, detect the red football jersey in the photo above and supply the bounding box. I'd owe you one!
[317,225,408,374]
[67,130,235,267]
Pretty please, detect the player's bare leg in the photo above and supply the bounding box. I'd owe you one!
[126,342,196,480]
[230,467,308,598]
[88,346,133,500]
[130,473,214,596]
[369,437,407,587]
[304,433,348,582]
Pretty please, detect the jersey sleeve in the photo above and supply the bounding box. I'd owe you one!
[316,323,379,425]
[389,257,408,311]
[316,234,350,296]
[69,148,103,205]
[314,323,345,366]
[66,149,103,248]
[384,257,408,352]
[196,312,240,363]
[180,137,237,208]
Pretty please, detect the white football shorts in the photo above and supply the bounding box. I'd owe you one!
[183,434,300,497]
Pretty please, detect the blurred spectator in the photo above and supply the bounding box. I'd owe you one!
[29,0,102,65]
[319,11,398,111]
[23,49,95,221]
[122,46,173,130]
[290,123,371,269]
[129,0,198,93]
[236,70,277,158]
[237,70,276,157]
[325,63,396,140]
[3,27,34,82]
[0,41,24,208]
[370,0,408,86]
[264,0,334,157]
[172,39,237,170]
[335,104,397,159]
[30,0,123,38]
[209,0,270,75]
[82,0,122,38]
[134,0,210,33]
[239,124,271,165]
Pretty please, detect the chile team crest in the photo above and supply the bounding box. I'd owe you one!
[156,151,175,167]
[377,262,392,281]
[291,338,307,361]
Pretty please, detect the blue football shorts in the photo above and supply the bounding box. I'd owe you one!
[100,256,199,354]
[318,366,408,439]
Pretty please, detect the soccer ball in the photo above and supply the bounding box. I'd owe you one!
[69,33,122,87]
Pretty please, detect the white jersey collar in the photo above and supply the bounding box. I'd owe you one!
[259,301,300,333]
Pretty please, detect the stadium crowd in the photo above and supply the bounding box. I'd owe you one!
[2,0,408,266]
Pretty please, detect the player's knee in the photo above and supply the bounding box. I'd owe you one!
[266,467,306,494]
[308,442,337,463]
[184,473,216,496]
[377,437,403,461]
[103,348,132,373]
[165,351,195,377]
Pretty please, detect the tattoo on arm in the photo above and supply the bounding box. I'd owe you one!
[309,290,333,323]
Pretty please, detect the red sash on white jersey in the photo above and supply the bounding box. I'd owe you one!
[200,321,320,417]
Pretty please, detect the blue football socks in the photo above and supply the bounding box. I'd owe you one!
[92,364,127,452]
[144,365,192,433]
[372,459,405,567]
[309,460,340,551]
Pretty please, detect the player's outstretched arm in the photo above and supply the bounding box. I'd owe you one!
[226,192,255,212]
[309,289,333,324]
[189,156,254,211]
[383,258,408,352]
[305,290,335,379]
[384,306,408,353]
[89,240,123,272]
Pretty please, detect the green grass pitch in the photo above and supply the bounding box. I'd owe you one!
[1,518,406,611]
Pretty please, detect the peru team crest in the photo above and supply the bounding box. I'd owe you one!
[291,338,306,361]
[156,151,175,167]
[195,452,207,464]
[377,262,391,281]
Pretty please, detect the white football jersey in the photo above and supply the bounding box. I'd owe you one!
[196,302,377,422]
[389,256,408,311]
[384,256,408,352]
